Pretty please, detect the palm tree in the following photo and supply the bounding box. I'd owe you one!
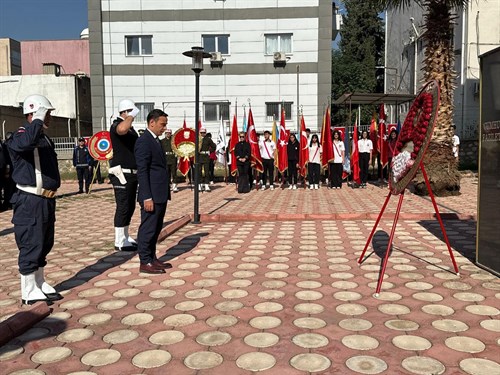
[373,0,468,196]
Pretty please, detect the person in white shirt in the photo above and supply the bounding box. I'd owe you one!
[331,130,345,189]
[452,125,460,161]
[358,130,373,187]
[259,130,276,190]
[308,134,322,189]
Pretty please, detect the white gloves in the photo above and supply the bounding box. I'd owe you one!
[33,107,48,122]
[129,107,140,118]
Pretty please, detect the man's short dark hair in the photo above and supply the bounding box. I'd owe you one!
[306,128,311,133]
[264,130,271,135]
[147,109,168,124]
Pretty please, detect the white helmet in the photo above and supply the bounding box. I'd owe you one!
[23,94,55,115]
[118,99,138,113]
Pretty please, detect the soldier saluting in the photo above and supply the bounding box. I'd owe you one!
[7,94,63,305]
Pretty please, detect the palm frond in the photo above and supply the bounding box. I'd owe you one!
[370,0,470,11]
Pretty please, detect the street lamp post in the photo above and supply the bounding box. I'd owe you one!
[183,46,211,224]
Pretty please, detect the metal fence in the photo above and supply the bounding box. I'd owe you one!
[53,137,77,159]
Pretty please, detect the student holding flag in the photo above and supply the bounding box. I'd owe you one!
[308,134,322,189]
[331,130,345,189]
[259,130,276,190]
[358,130,373,188]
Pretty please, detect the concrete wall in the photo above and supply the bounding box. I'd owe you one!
[90,0,332,134]
[21,40,90,75]
[0,38,21,75]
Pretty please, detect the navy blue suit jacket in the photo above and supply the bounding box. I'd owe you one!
[135,129,171,204]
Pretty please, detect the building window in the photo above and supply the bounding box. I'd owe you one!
[134,102,155,122]
[265,102,293,122]
[204,102,230,122]
[202,35,230,54]
[265,33,292,55]
[125,35,153,56]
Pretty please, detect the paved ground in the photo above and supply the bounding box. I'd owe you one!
[0,175,499,375]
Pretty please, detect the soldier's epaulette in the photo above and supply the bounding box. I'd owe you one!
[17,126,26,133]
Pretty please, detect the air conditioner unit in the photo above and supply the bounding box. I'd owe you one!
[273,52,287,68]
[273,52,286,62]
[210,52,224,68]
[210,52,223,62]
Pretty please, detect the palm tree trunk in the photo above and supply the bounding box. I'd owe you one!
[414,0,460,196]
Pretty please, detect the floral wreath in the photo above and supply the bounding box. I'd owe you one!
[389,81,440,195]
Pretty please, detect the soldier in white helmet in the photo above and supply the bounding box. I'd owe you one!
[108,99,140,251]
[6,94,63,305]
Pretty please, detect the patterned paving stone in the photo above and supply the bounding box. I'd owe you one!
[401,356,445,375]
[132,350,171,368]
[292,333,329,348]
[236,352,276,372]
[78,313,112,325]
[384,319,419,331]
[479,319,500,332]
[31,347,72,364]
[432,319,469,332]
[249,316,282,329]
[337,303,368,316]
[342,335,379,350]
[184,351,223,370]
[290,353,331,372]
[163,314,196,327]
[422,304,455,316]
[0,345,24,361]
[293,317,326,329]
[206,315,238,328]
[392,335,432,350]
[56,328,94,343]
[465,304,499,316]
[345,355,387,374]
[101,330,138,347]
[459,358,500,375]
[244,332,279,348]
[445,336,486,353]
[254,302,283,313]
[149,330,184,345]
[81,349,121,367]
[196,331,232,346]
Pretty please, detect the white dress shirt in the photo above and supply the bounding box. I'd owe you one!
[333,140,345,163]
[309,144,322,164]
[259,139,276,160]
[358,138,373,154]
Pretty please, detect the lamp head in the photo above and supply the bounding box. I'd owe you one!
[183,46,212,73]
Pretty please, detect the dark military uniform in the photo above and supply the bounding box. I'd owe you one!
[109,117,139,228]
[199,135,216,185]
[72,144,91,193]
[160,136,177,183]
[7,119,61,275]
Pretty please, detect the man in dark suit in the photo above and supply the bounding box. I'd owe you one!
[134,109,172,274]
[234,131,251,193]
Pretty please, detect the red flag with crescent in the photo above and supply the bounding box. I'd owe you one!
[321,106,334,168]
[246,108,263,173]
[299,114,309,177]
[277,106,288,173]
[333,126,346,141]
[351,120,361,184]
[177,119,191,176]
[229,114,239,176]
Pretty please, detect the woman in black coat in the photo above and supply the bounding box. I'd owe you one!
[287,133,300,189]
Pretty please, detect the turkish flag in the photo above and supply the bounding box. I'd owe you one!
[177,119,191,176]
[369,111,378,157]
[229,114,239,176]
[246,108,263,173]
[321,106,334,168]
[299,114,309,177]
[333,126,346,141]
[378,104,388,168]
[277,106,288,173]
[351,120,361,184]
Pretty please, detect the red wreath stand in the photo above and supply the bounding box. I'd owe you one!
[357,81,459,297]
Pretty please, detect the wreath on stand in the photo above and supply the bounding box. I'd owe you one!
[389,81,440,195]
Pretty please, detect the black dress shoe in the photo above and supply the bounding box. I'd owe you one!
[22,298,53,306]
[140,263,165,274]
[115,245,137,252]
[153,259,172,269]
[45,292,64,301]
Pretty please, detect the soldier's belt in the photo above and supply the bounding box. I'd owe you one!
[17,184,57,198]
[165,152,175,155]
[121,168,137,174]
[200,151,210,155]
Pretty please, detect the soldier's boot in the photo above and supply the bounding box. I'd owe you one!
[124,226,138,247]
[115,227,137,251]
[21,273,49,305]
[35,268,63,301]
[204,184,211,192]
[172,184,179,192]
[199,184,203,191]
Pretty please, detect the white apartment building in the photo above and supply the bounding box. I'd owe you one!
[384,1,500,140]
[89,0,338,135]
